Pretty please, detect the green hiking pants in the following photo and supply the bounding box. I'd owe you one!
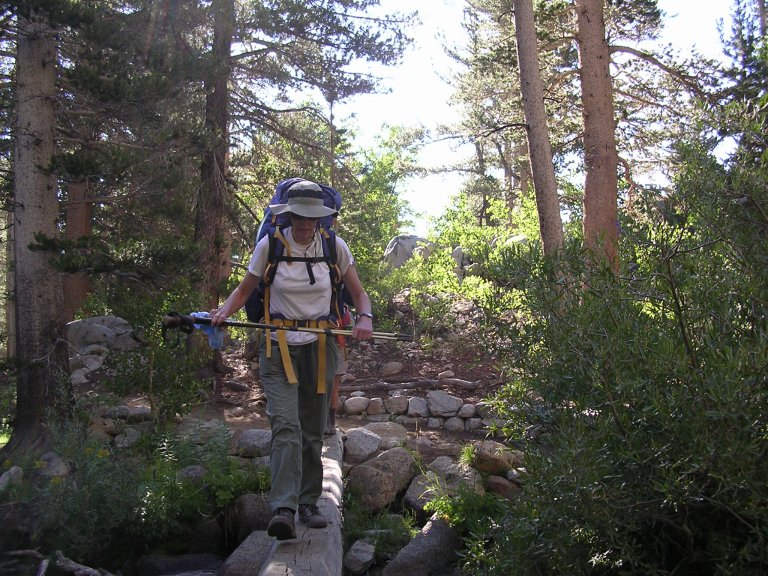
[259,337,338,512]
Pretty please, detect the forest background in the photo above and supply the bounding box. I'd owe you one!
[0,0,767,574]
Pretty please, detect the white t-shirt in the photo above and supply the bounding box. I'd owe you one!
[247,227,354,345]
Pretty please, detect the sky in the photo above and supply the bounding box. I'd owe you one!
[336,0,735,237]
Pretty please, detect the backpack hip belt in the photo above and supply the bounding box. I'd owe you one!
[266,317,337,393]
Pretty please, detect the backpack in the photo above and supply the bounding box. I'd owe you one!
[244,178,349,325]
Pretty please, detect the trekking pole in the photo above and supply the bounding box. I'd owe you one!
[161,312,413,342]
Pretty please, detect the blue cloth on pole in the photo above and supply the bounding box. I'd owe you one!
[190,311,225,350]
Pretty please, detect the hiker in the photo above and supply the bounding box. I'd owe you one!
[210,180,373,541]
[327,301,351,435]
[326,212,351,436]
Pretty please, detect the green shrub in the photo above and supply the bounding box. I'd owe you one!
[29,426,144,566]
[128,424,269,548]
[102,340,207,427]
[455,145,768,574]
[24,420,268,569]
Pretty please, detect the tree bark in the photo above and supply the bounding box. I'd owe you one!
[513,0,564,257]
[195,0,233,310]
[575,0,619,272]
[4,11,71,456]
[62,179,92,322]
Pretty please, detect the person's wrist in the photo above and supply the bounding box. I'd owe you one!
[358,312,373,320]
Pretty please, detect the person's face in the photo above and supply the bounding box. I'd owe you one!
[291,213,319,242]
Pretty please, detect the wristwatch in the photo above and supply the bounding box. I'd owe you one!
[358,312,374,320]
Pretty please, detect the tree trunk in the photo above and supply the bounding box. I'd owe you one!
[195,0,233,310]
[62,179,92,322]
[4,210,14,358]
[575,0,619,272]
[4,12,71,457]
[513,0,564,257]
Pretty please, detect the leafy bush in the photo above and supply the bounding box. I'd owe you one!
[18,421,268,569]
[128,424,269,548]
[455,145,768,575]
[102,340,207,427]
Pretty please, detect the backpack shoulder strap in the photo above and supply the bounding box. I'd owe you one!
[319,228,346,322]
[320,228,342,285]
[263,227,290,286]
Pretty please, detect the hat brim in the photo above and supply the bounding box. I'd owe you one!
[269,203,337,218]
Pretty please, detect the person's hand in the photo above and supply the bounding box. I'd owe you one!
[353,315,373,341]
[209,308,227,327]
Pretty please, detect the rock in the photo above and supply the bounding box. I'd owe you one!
[39,452,69,478]
[69,353,106,373]
[367,397,386,415]
[383,395,409,415]
[114,427,142,448]
[407,397,429,418]
[383,235,433,268]
[345,427,382,464]
[344,396,370,415]
[232,493,271,541]
[457,403,476,418]
[380,361,404,377]
[485,474,522,500]
[382,514,462,576]
[344,539,376,575]
[346,448,419,513]
[104,405,152,422]
[236,429,272,458]
[225,379,250,392]
[428,456,485,496]
[443,417,465,433]
[0,466,23,493]
[403,473,442,519]
[176,464,206,484]
[465,417,484,432]
[427,390,463,417]
[472,440,524,475]
[67,315,140,352]
[187,518,225,555]
[363,421,408,449]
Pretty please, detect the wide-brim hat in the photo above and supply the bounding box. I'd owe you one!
[269,180,337,218]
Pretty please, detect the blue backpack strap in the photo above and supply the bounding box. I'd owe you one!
[319,228,345,322]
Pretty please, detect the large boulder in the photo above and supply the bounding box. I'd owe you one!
[346,447,419,513]
[383,235,433,268]
[382,513,463,576]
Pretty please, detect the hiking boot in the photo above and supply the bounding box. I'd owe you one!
[267,508,296,540]
[298,503,328,528]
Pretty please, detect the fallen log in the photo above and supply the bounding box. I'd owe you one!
[339,378,479,393]
[339,379,437,393]
[439,378,479,390]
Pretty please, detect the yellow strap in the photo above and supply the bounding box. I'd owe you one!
[276,329,298,384]
[317,333,327,394]
[274,228,292,261]
[267,318,334,393]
